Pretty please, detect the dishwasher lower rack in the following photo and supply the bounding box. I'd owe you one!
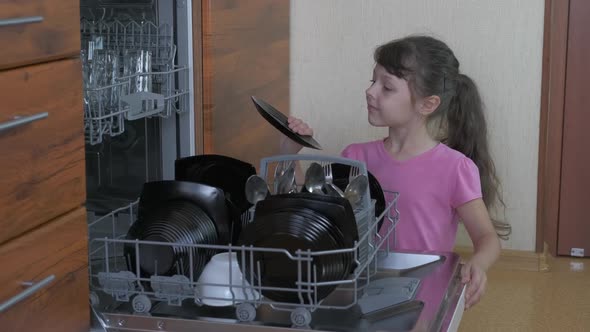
[87,155,400,328]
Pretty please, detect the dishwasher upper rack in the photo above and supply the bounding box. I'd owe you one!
[80,18,190,145]
[87,156,400,326]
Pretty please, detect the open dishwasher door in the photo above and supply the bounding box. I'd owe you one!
[81,0,194,214]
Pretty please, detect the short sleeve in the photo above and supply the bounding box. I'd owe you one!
[450,157,483,208]
[341,143,360,159]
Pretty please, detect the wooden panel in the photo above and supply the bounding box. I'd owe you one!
[202,0,290,168]
[0,0,80,70]
[558,0,590,256]
[0,208,89,332]
[540,0,570,256]
[193,0,204,155]
[0,59,86,245]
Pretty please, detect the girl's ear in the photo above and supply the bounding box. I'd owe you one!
[419,95,441,116]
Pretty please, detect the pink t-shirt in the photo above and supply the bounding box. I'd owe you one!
[341,139,482,252]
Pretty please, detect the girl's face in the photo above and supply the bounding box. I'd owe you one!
[365,64,422,128]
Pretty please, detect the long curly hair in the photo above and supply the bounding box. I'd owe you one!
[374,35,511,239]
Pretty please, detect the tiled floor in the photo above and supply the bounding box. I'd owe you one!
[459,256,590,332]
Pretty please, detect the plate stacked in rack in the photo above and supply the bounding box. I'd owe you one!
[125,181,229,280]
[127,200,218,278]
[175,154,257,243]
[237,194,358,304]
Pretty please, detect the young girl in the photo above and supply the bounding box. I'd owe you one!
[282,35,510,310]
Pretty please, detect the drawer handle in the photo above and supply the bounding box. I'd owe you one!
[0,275,55,313]
[0,16,44,27]
[0,112,48,133]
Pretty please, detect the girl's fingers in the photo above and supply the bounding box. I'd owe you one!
[461,263,471,284]
[465,278,486,309]
[289,121,313,136]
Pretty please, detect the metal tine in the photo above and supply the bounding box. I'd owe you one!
[273,161,284,194]
[322,162,346,198]
[240,210,252,229]
[321,162,332,184]
[322,162,332,189]
[349,165,360,183]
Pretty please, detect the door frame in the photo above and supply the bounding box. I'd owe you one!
[536,0,570,254]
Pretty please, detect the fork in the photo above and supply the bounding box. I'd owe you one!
[349,165,360,183]
[322,162,345,197]
[240,209,253,230]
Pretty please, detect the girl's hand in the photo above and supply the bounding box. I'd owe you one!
[287,116,314,136]
[280,116,314,154]
[461,260,487,309]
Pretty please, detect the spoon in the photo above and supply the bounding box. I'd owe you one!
[304,162,325,194]
[344,174,369,208]
[245,175,269,205]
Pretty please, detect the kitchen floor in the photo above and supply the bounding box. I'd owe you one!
[458,256,590,332]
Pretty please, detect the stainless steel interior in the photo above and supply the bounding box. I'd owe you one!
[81,0,194,214]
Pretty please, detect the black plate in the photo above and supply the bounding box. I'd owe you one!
[256,195,358,274]
[175,154,256,213]
[238,210,343,303]
[137,180,230,244]
[126,200,218,279]
[251,96,322,150]
[283,207,351,278]
[132,201,217,275]
[330,163,386,232]
[175,154,257,243]
[258,193,358,249]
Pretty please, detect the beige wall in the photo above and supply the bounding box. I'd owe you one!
[290,0,545,251]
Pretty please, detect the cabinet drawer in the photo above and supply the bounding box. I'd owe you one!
[0,59,86,244]
[0,208,89,332]
[0,0,80,70]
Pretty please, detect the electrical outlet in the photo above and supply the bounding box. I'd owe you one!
[571,248,585,257]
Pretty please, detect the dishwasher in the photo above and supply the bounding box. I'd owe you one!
[80,1,466,331]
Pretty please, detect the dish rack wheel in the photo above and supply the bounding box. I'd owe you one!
[236,303,256,322]
[132,294,152,314]
[290,307,312,328]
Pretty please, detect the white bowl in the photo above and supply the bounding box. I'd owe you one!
[197,252,261,306]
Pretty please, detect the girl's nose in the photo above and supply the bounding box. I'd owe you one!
[366,85,376,100]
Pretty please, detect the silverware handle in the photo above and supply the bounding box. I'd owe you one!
[0,112,48,133]
[0,16,44,27]
[0,275,55,313]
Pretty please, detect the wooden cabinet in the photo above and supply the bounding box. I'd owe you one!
[0,0,88,329]
[0,59,86,244]
[0,0,80,70]
[0,208,89,332]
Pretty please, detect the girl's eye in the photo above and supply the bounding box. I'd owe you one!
[369,79,376,84]
[383,86,393,91]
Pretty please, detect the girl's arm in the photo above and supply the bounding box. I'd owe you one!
[457,198,501,309]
